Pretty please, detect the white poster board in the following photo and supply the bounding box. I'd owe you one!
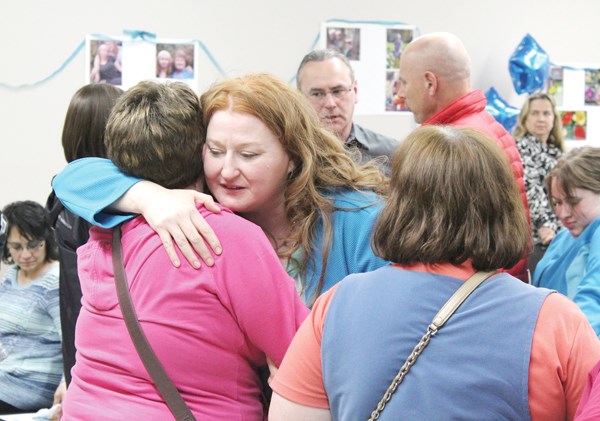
[548,62,600,148]
[320,21,418,115]
[85,35,201,91]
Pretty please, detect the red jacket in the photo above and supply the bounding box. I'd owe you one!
[423,90,530,282]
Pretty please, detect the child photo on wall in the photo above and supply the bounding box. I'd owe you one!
[326,27,361,61]
[89,39,122,86]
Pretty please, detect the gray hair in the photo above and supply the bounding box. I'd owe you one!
[296,49,355,89]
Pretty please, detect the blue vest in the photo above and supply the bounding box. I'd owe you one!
[322,265,552,420]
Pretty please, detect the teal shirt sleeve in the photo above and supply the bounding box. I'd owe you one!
[342,197,387,274]
[535,219,600,336]
[304,190,388,302]
[51,157,142,228]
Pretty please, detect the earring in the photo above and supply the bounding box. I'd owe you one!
[287,167,296,180]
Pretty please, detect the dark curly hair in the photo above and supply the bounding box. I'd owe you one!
[2,201,59,265]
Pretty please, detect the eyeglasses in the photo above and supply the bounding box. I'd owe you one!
[307,86,353,103]
[7,240,45,254]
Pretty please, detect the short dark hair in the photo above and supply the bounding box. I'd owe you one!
[61,83,124,162]
[373,125,529,271]
[2,201,58,264]
[296,49,355,90]
[546,146,600,205]
[106,81,204,189]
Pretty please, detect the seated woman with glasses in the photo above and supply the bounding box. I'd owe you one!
[0,201,62,414]
[533,146,600,336]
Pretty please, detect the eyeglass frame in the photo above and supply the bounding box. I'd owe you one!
[306,85,354,103]
[6,240,46,254]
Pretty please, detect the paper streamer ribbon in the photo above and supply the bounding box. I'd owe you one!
[3,20,423,90]
[0,40,85,90]
[122,29,157,41]
[0,29,226,90]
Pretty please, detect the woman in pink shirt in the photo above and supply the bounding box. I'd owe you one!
[62,81,308,420]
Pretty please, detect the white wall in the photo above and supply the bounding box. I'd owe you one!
[1,0,600,208]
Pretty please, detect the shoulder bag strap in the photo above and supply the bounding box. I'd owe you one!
[368,270,497,421]
[112,226,196,421]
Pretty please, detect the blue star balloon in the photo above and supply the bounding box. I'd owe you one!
[485,87,520,132]
[509,34,550,94]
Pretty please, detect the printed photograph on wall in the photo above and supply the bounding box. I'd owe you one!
[156,43,195,79]
[88,39,122,86]
[386,29,414,70]
[385,70,407,111]
[319,21,419,114]
[561,110,587,140]
[584,69,600,105]
[546,66,564,106]
[385,27,415,111]
[326,27,361,61]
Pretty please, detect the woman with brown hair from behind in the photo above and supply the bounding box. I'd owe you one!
[269,126,600,421]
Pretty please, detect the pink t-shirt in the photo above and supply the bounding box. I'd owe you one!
[63,206,309,420]
[271,262,600,420]
[575,360,600,420]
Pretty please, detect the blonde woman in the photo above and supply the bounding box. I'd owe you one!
[514,93,565,271]
[156,49,173,78]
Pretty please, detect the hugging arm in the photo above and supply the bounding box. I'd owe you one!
[117,181,222,268]
[52,157,222,268]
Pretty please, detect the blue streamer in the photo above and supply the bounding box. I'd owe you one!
[0,40,85,90]
[309,31,321,52]
[0,29,226,90]
[197,41,226,77]
[326,18,414,26]
[288,30,322,84]
[122,29,157,41]
[2,20,421,90]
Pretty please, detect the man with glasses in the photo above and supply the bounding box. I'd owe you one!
[296,49,399,173]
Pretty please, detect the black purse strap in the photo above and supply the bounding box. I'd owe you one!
[112,226,196,421]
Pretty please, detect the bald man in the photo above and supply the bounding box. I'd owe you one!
[398,32,530,282]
